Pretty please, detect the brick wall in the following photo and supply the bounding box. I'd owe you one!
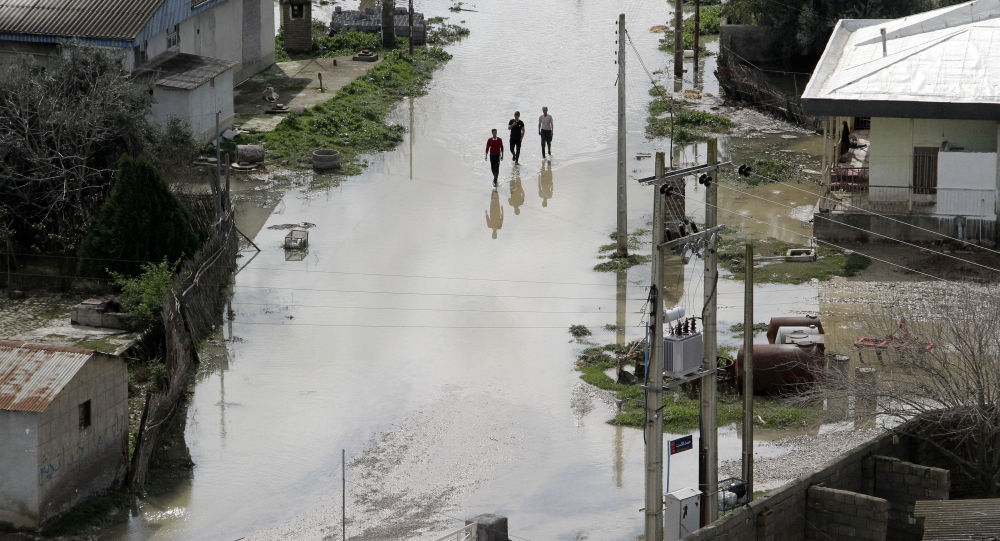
[280,1,312,53]
[869,456,949,541]
[805,486,888,541]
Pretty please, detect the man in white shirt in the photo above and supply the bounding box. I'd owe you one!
[538,106,554,159]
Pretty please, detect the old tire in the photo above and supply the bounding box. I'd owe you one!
[312,149,341,171]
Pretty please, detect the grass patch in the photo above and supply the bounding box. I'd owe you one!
[595,253,651,272]
[595,230,652,271]
[646,100,733,141]
[578,359,816,432]
[722,155,800,186]
[238,47,451,170]
[729,321,769,338]
[717,233,871,284]
[658,6,721,54]
[569,324,592,339]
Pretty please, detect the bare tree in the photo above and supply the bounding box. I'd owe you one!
[381,0,396,48]
[0,45,157,254]
[816,285,1000,496]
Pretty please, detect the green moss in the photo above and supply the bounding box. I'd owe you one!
[722,155,800,186]
[717,233,871,284]
[238,47,451,170]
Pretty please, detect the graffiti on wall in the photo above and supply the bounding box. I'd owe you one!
[38,412,126,484]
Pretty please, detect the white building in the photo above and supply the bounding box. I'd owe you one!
[801,0,1000,243]
[0,341,128,530]
[0,0,275,142]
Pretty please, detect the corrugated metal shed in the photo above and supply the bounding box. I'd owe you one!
[915,498,1000,540]
[134,51,236,89]
[801,0,1000,119]
[0,340,93,413]
[0,0,165,41]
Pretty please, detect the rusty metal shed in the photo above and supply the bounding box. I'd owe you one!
[0,340,93,412]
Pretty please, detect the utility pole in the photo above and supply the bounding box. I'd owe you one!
[644,151,666,541]
[616,13,628,257]
[699,139,719,526]
[693,0,700,75]
[742,242,755,501]
[673,0,683,79]
[408,0,414,55]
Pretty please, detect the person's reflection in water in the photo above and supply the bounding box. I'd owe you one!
[486,188,504,239]
[508,167,524,215]
[538,161,553,207]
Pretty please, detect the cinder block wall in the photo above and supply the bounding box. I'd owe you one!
[36,354,128,523]
[869,456,949,541]
[805,486,888,541]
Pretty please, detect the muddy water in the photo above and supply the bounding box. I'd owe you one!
[107,2,839,540]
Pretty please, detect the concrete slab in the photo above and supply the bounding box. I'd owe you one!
[233,56,382,133]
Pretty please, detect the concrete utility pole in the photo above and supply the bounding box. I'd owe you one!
[616,13,628,257]
[644,151,667,541]
[693,0,700,75]
[742,242,754,501]
[699,139,719,526]
[673,0,683,79]
[408,0,414,55]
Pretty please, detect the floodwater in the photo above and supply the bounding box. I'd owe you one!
[107,1,840,540]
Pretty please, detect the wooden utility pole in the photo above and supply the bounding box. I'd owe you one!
[693,0,700,74]
[699,139,719,525]
[742,242,754,501]
[408,0,414,55]
[616,13,628,257]
[644,151,667,541]
[673,0,683,79]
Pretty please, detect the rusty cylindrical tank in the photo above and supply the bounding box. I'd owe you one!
[766,315,824,344]
[732,343,824,396]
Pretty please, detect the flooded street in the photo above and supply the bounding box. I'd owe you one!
[108,1,840,540]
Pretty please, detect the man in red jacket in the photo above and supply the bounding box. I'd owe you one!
[485,128,504,186]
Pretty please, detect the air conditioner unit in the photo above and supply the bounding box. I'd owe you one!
[664,332,703,378]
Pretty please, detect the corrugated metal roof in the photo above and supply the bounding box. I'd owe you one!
[915,498,1000,540]
[0,0,166,41]
[135,51,237,89]
[0,340,93,413]
[802,0,1000,117]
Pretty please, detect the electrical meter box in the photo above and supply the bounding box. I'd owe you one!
[664,332,704,378]
[664,487,702,541]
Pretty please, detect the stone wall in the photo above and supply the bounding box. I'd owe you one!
[805,486,888,541]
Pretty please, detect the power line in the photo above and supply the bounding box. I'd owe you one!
[714,181,1000,275]
[744,170,1000,257]
[682,192,957,283]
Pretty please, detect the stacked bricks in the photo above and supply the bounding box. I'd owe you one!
[805,486,888,541]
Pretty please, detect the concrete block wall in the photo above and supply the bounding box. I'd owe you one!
[805,486,888,541]
[869,456,949,541]
[813,212,997,244]
[687,430,906,541]
[0,411,40,529]
[35,354,128,523]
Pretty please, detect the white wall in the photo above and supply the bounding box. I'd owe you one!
[0,411,39,529]
[180,0,244,75]
[937,152,998,217]
[151,68,235,143]
[870,117,999,189]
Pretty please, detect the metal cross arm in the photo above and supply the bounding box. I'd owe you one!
[657,224,725,251]
[636,161,733,185]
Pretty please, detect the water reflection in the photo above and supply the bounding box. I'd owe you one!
[538,161,553,207]
[508,167,524,215]
[486,189,503,239]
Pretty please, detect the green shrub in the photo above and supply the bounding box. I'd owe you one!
[77,155,199,278]
[109,259,178,326]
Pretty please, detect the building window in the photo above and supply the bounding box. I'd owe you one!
[913,146,938,195]
[167,24,180,49]
[78,400,92,430]
[291,4,304,19]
